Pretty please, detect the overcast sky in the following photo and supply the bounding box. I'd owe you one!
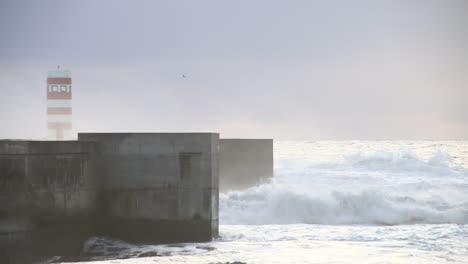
[1,0,467,140]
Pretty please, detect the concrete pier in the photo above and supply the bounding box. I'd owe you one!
[220,139,273,192]
[0,140,97,263]
[0,133,223,262]
[78,133,219,243]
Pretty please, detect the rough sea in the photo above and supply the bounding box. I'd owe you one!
[67,141,468,264]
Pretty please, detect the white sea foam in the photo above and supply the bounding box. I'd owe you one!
[220,145,468,225]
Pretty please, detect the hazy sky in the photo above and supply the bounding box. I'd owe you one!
[1,0,467,139]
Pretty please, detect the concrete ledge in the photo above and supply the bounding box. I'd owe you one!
[0,140,95,155]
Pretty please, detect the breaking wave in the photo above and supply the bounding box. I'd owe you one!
[220,149,468,225]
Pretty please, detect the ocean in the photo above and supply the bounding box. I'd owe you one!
[67,141,468,263]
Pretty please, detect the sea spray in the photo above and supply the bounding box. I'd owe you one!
[220,147,468,225]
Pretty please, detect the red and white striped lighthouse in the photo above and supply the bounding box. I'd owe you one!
[46,67,73,140]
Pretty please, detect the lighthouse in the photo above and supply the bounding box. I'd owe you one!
[46,67,73,140]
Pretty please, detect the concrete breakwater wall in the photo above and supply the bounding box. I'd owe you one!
[219,139,273,192]
[0,134,272,262]
[78,133,219,243]
[0,133,220,263]
[0,140,97,263]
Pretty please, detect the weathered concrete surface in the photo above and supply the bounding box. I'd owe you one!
[78,133,219,243]
[220,139,273,192]
[0,140,97,263]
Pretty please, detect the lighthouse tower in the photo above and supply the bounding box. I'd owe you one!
[46,67,73,140]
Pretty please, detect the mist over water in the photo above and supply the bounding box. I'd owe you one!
[220,141,468,225]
